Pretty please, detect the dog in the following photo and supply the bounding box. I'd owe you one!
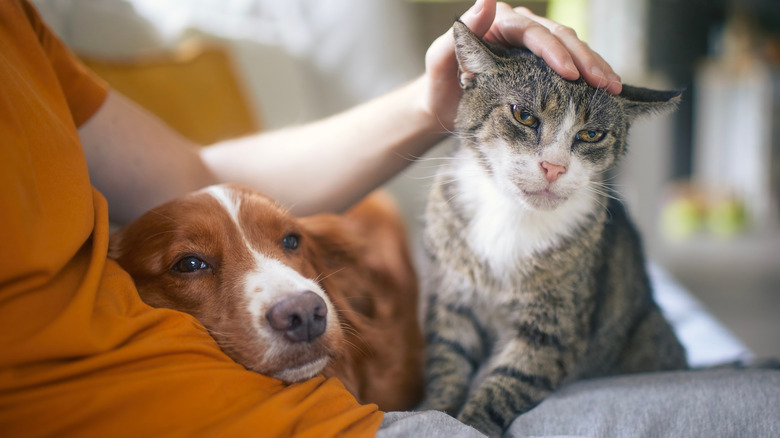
[108,184,424,411]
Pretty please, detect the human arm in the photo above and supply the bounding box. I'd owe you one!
[79,0,622,223]
[79,79,441,223]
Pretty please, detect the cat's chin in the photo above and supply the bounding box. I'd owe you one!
[520,189,569,211]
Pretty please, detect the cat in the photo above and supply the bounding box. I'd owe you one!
[419,21,688,436]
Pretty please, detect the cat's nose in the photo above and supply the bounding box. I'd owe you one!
[540,161,567,183]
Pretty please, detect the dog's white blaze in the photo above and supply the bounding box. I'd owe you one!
[243,256,327,331]
[203,185,332,378]
[203,185,243,227]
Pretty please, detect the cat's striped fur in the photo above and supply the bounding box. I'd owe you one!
[419,21,687,436]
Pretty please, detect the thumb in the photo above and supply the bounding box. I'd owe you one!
[458,0,496,37]
[422,0,498,130]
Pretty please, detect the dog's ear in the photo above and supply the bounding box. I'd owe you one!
[107,229,125,260]
[299,215,358,269]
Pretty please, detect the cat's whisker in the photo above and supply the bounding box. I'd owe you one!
[405,173,449,181]
[580,185,616,221]
[408,155,463,162]
[428,170,487,194]
[587,85,608,112]
[455,136,481,144]
[593,178,624,191]
[586,180,619,196]
[409,168,485,184]
[592,178,625,194]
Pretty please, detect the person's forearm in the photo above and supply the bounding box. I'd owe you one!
[80,78,444,223]
[201,76,446,215]
[79,90,218,224]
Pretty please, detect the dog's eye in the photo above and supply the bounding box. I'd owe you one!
[172,256,209,273]
[282,234,299,250]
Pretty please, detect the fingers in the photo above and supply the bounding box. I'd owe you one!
[425,0,496,76]
[489,5,580,80]
[484,4,622,94]
[422,0,499,130]
[514,7,621,94]
[459,0,497,38]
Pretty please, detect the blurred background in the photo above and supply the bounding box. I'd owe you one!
[33,0,779,360]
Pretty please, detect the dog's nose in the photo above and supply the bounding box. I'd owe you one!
[265,291,328,343]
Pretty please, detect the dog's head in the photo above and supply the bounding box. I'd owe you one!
[108,184,344,383]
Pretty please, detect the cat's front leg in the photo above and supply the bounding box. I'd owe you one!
[457,338,568,436]
[420,299,488,415]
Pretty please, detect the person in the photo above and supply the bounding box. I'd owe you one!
[12,0,774,437]
[0,0,620,435]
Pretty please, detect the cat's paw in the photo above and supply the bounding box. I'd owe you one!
[417,396,460,416]
[457,404,505,437]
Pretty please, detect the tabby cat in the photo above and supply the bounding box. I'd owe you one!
[419,21,688,436]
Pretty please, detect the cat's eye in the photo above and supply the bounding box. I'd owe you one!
[511,105,539,129]
[172,256,209,273]
[282,234,300,250]
[576,130,606,143]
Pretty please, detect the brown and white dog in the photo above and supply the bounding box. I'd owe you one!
[108,184,424,411]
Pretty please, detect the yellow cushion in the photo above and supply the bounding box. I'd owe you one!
[81,40,260,144]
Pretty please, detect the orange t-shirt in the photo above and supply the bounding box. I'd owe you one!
[0,1,382,436]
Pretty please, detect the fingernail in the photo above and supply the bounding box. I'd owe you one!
[565,61,578,77]
[608,72,621,84]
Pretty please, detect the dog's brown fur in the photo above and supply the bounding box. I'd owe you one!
[108,184,423,411]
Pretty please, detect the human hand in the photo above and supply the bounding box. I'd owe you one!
[423,0,622,131]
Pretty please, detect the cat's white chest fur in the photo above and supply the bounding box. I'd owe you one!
[453,152,598,283]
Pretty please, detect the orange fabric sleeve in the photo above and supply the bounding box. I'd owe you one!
[18,0,108,126]
[0,1,383,436]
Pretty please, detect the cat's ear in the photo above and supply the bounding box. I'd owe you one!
[619,85,683,121]
[453,20,498,89]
